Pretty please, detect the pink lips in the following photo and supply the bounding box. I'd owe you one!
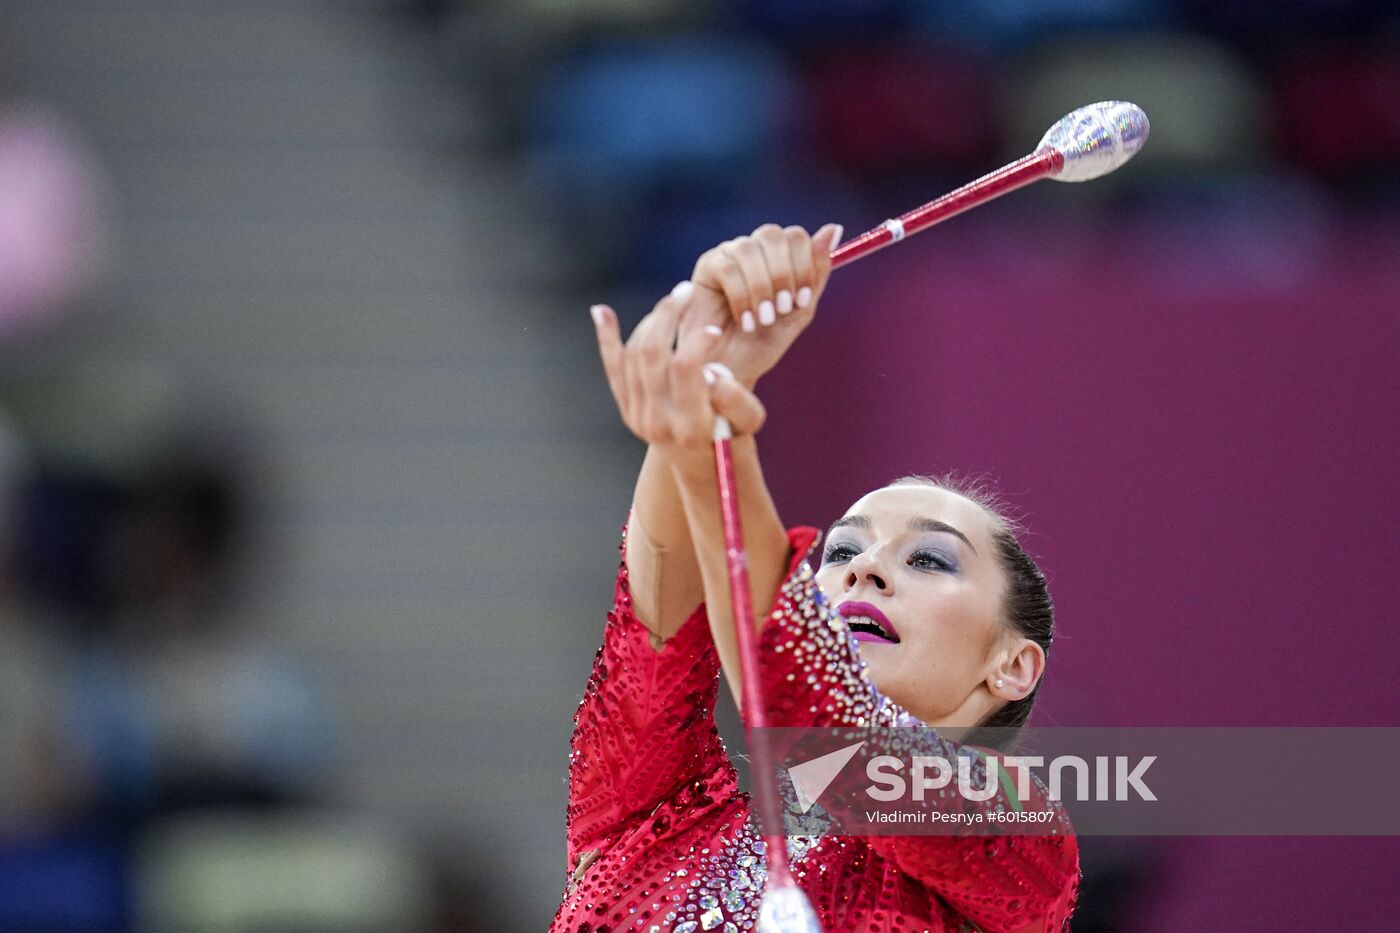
[837,601,901,644]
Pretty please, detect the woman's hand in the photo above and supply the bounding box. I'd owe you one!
[591,282,767,450]
[680,223,844,389]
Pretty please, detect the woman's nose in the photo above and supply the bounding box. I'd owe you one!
[845,551,890,592]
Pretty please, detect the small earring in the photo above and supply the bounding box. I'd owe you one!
[994,678,1005,689]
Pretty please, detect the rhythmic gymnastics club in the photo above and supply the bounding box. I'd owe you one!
[713,101,1149,933]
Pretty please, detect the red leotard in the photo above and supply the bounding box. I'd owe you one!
[552,520,1079,932]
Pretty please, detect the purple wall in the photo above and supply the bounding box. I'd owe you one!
[758,213,1400,928]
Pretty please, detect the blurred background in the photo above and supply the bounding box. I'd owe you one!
[0,0,1396,930]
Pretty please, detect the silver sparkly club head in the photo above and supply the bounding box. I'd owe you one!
[1038,101,1150,183]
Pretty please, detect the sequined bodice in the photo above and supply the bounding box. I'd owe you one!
[552,521,1079,932]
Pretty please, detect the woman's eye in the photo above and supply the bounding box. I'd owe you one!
[909,550,952,571]
[822,543,859,564]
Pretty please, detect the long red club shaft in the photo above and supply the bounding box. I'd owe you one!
[830,148,1063,270]
[712,421,798,890]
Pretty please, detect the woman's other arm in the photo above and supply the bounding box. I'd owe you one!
[591,285,788,713]
[624,445,705,644]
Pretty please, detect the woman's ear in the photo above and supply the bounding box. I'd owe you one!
[990,638,1045,702]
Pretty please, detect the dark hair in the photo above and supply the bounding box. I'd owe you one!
[886,472,1054,732]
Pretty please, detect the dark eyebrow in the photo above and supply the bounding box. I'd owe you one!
[827,514,978,555]
[908,516,977,554]
[828,515,871,535]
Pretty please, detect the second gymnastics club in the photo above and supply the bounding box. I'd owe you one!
[715,100,1149,933]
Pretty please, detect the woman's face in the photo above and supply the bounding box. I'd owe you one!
[814,484,1029,727]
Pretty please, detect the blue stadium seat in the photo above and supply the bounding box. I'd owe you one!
[528,37,796,198]
[0,832,131,931]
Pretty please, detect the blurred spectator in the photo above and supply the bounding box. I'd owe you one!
[0,101,106,341]
[800,41,1003,175]
[3,361,338,828]
[0,412,89,833]
[528,37,798,194]
[1274,43,1400,183]
[527,36,799,279]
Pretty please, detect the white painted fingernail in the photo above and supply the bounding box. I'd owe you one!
[796,287,812,309]
[758,299,775,326]
[741,310,755,333]
[704,361,734,383]
[703,366,717,385]
[702,324,723,337]
[671,280,694,302]
[777,289,793,314]
[590,305,606,327]
[831,224,844,248]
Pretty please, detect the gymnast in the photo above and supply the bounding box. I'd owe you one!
[553,223,1078,932]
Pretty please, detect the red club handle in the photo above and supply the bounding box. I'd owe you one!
[712,423,799,890]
